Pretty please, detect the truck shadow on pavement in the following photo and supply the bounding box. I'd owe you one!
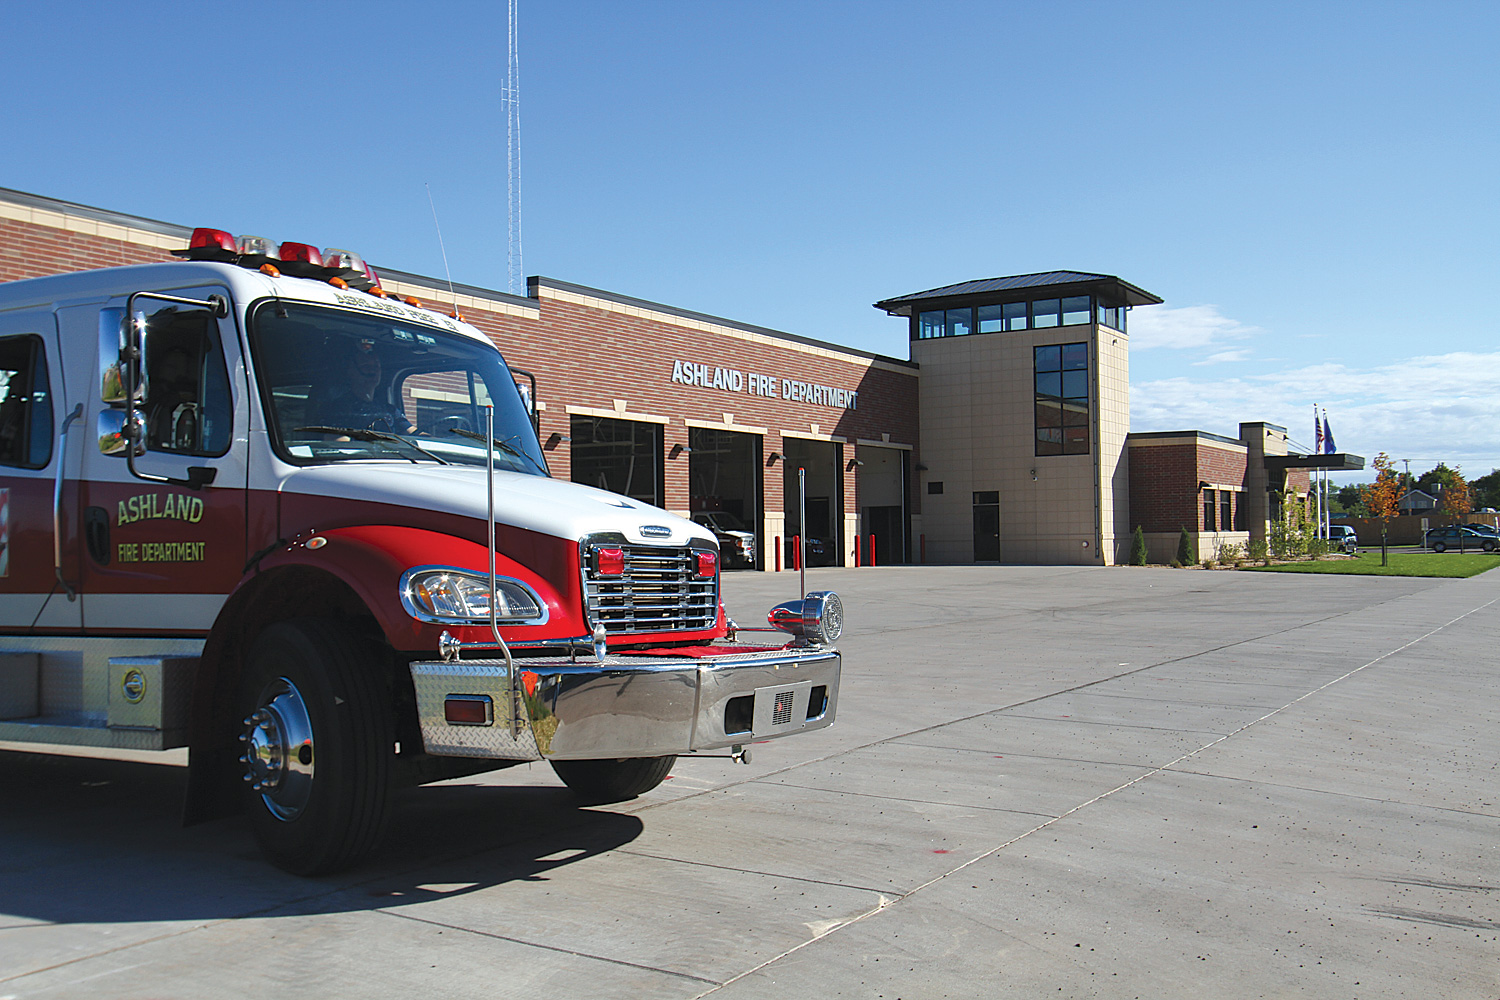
[0,749,644,926]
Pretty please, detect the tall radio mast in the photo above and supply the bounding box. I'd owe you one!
[504,0,523,295]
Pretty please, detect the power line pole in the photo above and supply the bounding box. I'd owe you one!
[504,0,523,296]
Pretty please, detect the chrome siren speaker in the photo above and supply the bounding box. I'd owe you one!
[767,591,843,645]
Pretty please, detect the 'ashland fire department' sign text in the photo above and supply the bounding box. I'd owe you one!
[670,360,857,410]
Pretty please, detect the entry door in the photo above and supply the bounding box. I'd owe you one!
[0,309,82,631]
[63,290,249,634]
[973,491,1000,562]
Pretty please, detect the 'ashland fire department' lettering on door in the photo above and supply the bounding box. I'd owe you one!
[117,492,205,526]
[115,491,208,563]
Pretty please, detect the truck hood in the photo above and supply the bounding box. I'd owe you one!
[280,464,715,548]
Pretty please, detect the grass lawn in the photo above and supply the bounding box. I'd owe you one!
[1244,551,1500,578]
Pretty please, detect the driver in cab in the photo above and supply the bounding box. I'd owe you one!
[317,339,416,435]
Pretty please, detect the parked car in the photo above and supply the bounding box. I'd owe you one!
[1424,525,1498,552]
[692,511,758,568]
[1327,525,1358,554]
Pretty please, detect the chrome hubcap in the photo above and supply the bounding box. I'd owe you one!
[239,677,316,821]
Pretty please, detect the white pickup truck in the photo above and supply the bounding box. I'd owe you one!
[0,229,842,873]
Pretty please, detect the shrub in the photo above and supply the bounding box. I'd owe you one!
[1217,541,1242,565]
[1306,538,1329,557]
[1248,539,1269,563]
[1129,526,1148,566]
[1176,526,1195,566]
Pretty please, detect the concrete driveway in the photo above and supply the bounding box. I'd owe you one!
[2,564,1497,997]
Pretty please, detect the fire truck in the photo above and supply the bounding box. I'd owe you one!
[0,229,842,874]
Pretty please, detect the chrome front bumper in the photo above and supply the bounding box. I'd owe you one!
[408,644,840,761]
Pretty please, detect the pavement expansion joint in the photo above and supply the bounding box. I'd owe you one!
[376,907,722,986]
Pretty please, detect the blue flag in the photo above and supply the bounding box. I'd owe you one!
[1322,414,1336,454]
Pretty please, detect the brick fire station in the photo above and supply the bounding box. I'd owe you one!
[0,186,1358,567]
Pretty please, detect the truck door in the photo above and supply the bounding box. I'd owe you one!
[0,309,82,631]
[60,288,249,634]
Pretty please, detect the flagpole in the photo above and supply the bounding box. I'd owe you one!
[1313,405,1322,541]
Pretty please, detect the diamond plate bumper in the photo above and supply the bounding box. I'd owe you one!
[408,644,840,761]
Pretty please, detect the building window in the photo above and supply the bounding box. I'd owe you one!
[0,335,52,469]
[1204,488,1216,531]
[977,304,1003,334]
[928,481,944,494]
[1097,302,1125,331]
[946,307,972,337]
[1002,301,1027,330]
[1061,296,1091,325]
[1220,490,1233,532]
[1032,298,1061,329]
[1034,342,1089,456]
[918,310,944,339]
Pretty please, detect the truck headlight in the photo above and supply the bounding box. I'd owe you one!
[401,568,546,624]
[767,590,843,644]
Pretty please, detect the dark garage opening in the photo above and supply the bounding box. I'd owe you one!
[569,415,663,507]
[689,427,762,570]
[783,438,842,567]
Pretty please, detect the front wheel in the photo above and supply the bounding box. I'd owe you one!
[1433,541,1446,553]
[239,619,393,875]
[1484,541,1496,552]
[550,756,676,802]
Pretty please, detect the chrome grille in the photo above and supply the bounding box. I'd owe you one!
[584,543,719,635]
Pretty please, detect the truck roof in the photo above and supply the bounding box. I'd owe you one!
[0,260,495,349]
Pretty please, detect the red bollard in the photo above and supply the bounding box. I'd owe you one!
[793,535,802,571]
[854,536,861,567]
[868,533,876,567]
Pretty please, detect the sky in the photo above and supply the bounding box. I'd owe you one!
[3,0,1497,486]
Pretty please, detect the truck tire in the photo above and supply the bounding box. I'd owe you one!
[239,619,393,875]
[550,756,676,802]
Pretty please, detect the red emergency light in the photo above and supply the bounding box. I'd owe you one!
[171,228,238,262]
[696,551,718,578]
[596,547,625,576]
[172,228,394,302]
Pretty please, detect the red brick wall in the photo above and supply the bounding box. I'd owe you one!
[1129,443,1197,533]
[1129,439,1248,533]
[0,217,178,283]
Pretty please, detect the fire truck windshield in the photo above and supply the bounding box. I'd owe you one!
[249,300,548,475]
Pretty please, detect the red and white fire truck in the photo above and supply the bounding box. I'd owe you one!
[0,230,842,874]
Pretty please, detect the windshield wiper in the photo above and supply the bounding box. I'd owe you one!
[447,427,547,474]
[294,426,450,465]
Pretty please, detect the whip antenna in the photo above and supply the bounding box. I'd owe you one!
[425,183,458,310]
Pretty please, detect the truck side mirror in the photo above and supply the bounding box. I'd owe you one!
[97,409,144,457]
[98,308,136,404]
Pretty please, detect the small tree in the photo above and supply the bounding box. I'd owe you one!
[1176,526,1195,567]
[1440,467,1471,521]
[1362,452,1402,566]
[1129,525,1148,566]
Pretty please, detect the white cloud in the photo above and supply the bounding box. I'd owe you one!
[1129,304,1259,352]
[1131,350,1500,479]
[1193,349,1252,366]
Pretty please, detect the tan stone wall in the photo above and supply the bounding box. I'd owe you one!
[913,320,1114,566]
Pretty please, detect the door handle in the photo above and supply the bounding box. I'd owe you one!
[53,402,83,601]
